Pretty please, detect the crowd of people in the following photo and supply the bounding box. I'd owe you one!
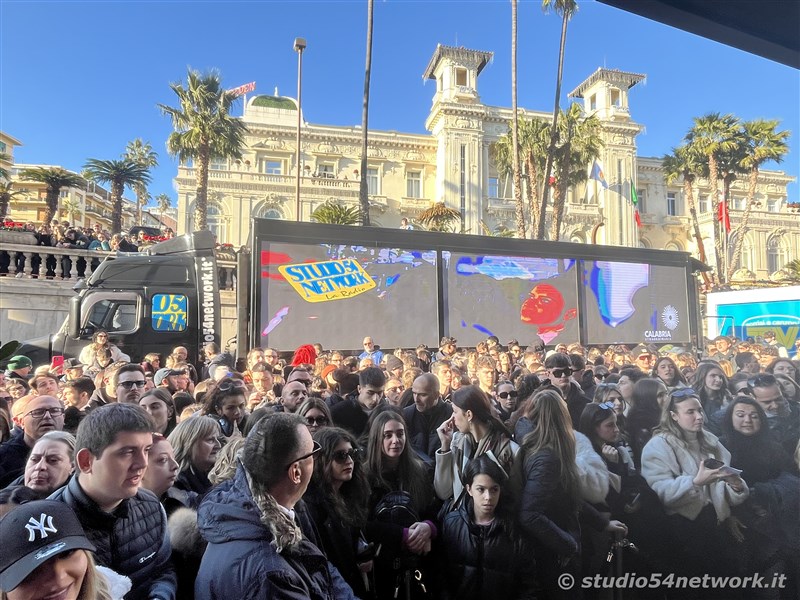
[0,331,798,599]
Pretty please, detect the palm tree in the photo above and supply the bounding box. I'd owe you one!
[728,119,790,280]
[685,113,741,278]
[61,197,82,224]
[418,202,461,232]
[0,182,24,220]
[310,200,361,225]
[155,193,172,226]
[663,145,712,285]
[539,0,578,240]
[510,0,525,238]
[159,69,247,231]
[82,158,151,233]
[124,138,158,226]
[480,220,516,238]
[0,153,10,180]
[521,118,552,239]
[18,167,84,225]
[358,0,375,227]
[785,259,800,282]
[549,104,602,241]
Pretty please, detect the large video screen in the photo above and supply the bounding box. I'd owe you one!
[583,261,691,345]
[258,242,439,350]
[443,252,579,347]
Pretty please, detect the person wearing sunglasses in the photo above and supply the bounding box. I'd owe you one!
[201,376,248,437]
[297,398,333,435]
[0,395,66,488]
[114,364,147,405]
[641,388,749,580]
[544,353,590,429]
[493,380,518,423]
[304,427,374,598]
[196,413,357,599]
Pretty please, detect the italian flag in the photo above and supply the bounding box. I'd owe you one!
[631,182,642,227]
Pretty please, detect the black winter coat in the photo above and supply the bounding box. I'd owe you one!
[49,476,176,600]
[403,400,452,463]
[0,428,29,488]
[440,502,536,600]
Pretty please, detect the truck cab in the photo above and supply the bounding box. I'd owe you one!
[20,231,221,369]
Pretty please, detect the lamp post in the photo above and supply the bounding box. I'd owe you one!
[294,37,307,222]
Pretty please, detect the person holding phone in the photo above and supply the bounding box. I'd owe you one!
[641,388,749,579]
[201,377,248,437]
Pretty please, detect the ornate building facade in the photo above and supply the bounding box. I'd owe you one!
[173,45,797,281]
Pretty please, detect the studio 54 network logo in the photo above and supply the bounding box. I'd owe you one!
[644,304,680,342]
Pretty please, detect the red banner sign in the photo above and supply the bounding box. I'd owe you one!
[228,81,256,96]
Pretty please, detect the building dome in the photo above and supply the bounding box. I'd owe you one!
[245,95,301,125]
[249,95,298,110]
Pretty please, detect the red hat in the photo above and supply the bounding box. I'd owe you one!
[291,344,317,366]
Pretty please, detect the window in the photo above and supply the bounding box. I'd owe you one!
[741,236,754,271]
[667,192,677,216]
[366,168,379,195]
[698,195,709,213]
[207,203,226,243]
[210,157,227,171]
[767,237,786,273]
[767,198,780,212]
[589,94,597,111]
[610,89,621,107]
[637,188,646,212]
[406,171,422,198]
[488,177,499,198]
[83,296,138,334]
[263,160,282,175]
[733,196,746,210]
[455,68,467,87]
[317,163,335,178]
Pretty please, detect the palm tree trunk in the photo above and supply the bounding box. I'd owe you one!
[684,178,712,288]
[539,9,569,240]
[358,0,374,227]
[44,189,59,226]
[728,168,759,279]
[111,181,124,234]
[526,153,539,237]
[550,152,570,241]
[706,154,724,281]
[511,0,525,238]
[195,147,210,232]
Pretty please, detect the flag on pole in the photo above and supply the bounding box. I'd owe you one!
[631,182,642,228]
[589,160,609,189]
[717,199,731,232]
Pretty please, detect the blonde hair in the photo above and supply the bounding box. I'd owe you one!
[0,552,111,600]
[167,415,220,472]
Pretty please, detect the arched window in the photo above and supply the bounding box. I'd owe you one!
[207,203,227,244]
[639,238,651,249]
[767,235,787,274]
[257,204,283,220]
[570,231,585,244]
[665,241,682,252]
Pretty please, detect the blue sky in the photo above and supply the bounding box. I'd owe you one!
[2,0,798,208]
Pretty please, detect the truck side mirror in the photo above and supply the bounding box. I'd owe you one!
[68,296,81,339]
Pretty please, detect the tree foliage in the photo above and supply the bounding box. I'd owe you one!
[18,167,84,226]
[82,158,151,234]
[310,200,362,225]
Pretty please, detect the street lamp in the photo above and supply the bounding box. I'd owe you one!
[294,37,307,222]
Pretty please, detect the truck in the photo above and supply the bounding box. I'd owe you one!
[706,286,800,357]
[18,219,705,370]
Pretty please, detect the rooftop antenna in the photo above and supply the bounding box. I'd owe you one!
[274,86,279,96]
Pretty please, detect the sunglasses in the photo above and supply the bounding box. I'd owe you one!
[497,390,518,399]
[551,368,573,378]
[597,402,616,411]
[595,372,610,380]
[306,416,329,427]
[119,380,146,390]
[332,448,360,464]
[218,379,247,392]
[669,387,698,400]
[285,440,322,469]
[25,406,65,419]
[747,374,776,388]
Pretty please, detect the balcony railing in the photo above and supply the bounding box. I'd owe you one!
[177,167,362,198]
[0,241,237,290]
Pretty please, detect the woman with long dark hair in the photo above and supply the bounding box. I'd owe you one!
[304,427,374,598]
[365,410,435,599]
[517,389,627,599]
[439,455,535,599]
[434,385,518,509]
[692,361,732,418]
[627,378,669,471]
[201,377,248,437]
[652,356,688,390]
[78,329,129,369]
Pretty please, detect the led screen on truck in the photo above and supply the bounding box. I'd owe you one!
[443,252,579,347]
[583,261,692,345]
[258,242,439,350]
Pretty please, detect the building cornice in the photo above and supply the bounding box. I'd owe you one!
[568,68,646,98]
[422,44,493,80]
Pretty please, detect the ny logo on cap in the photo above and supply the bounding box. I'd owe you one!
[25,514,58,542]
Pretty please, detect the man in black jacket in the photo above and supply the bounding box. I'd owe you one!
[49,403,176,600]
[403,373,452,464]
[331,367,385,437]
[544,352,590,429]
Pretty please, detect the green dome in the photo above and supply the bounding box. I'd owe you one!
[251,96,297,110]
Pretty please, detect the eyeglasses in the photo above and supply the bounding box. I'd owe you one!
[25,406,65,420]
[285,440,322,469]
[217,379,247,392]
[306,416,329,427]
[595,372,610,380]
[497,390,518,399]
[332,448,360,464]
[118,380,146,390]
[550,368,573,378]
